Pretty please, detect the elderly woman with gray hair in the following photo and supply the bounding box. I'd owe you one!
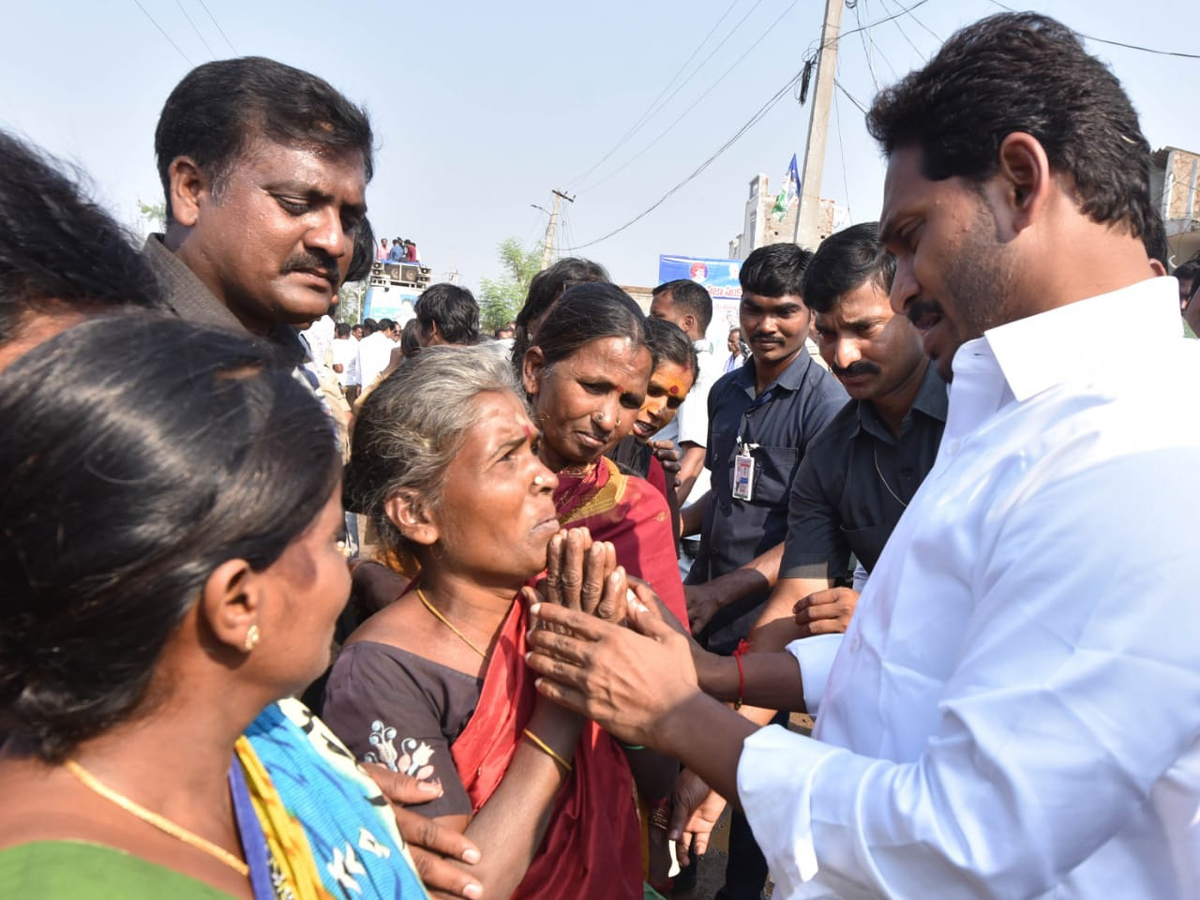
[322,346,645,899]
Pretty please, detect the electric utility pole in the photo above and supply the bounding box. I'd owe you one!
[540,189,575,269]
[794,0,844,249]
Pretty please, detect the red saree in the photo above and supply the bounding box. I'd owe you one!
[449,597,642,899]
[554,457,690,630]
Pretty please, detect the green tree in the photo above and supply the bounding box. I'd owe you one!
[478,237,542,332]
[137,198,167,231]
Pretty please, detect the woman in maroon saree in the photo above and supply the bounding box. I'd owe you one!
[323,346,643,899]
[521,284,690,631]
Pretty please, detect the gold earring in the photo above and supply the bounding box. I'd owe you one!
[243,624,260,652]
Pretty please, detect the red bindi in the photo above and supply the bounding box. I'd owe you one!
[669,385,680,395]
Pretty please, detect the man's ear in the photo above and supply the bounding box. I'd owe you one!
[167,156,210,229]
[522,346,546,397]
[200,558,263,654]
[994,132,1051,233]
[385,491,439,547]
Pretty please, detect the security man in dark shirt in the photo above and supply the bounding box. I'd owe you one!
[671,224,947,896]
[679,242,845,900]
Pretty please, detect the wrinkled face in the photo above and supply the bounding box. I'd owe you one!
[739,291,811,366]
[727,330,741,353]
[429,391,560,581]
[814,279,926,401]
[525,336,652,470]
[259,483,351,691]
[631,360,695,443]
[880,146,1016,381]
[184,136,367,332]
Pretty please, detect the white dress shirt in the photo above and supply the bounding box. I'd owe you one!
[357,330,396,390]
[330,337,360,387]
[737,277,1200,899]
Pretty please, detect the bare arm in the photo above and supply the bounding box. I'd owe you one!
[679,490,709,537]
[673,442,707,506]
[433,699,583,899]
[685,541,786,636]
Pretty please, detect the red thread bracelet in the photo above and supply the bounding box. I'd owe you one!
[732,639,751,710]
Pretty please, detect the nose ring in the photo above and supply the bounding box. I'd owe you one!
[533,475,545,486]
[596,411,607,423]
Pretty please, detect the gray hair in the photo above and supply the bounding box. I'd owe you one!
[344,345,525,557]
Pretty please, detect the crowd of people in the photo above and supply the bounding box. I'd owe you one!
[1,11,1198,900]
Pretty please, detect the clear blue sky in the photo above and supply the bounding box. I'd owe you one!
[3,0,1197,292]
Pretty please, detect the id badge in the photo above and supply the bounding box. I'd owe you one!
[733,450,755,501]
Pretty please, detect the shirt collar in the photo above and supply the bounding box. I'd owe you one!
[855,359,949,442]
[738,346,813,396]
[981,276,1177,402]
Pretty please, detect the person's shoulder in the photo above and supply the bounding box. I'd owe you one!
[0,840,231,899]
[805,397,859,452]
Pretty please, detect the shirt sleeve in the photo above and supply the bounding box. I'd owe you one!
[322,643,473,819]
[738,449,1200,898]
[779,441,849,581]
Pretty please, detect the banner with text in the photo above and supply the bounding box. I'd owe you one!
[657,254,743,351]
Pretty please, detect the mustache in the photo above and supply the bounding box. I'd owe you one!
[906,299,942,330]
[748,332,783,343]
[282,252,339,285]
[832,361,882,378]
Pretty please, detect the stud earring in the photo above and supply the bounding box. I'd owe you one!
[243,624,260,652]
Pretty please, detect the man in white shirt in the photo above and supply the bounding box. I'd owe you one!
[522,12,1200,899]
[356,316,398,391]
[330,322,361,402]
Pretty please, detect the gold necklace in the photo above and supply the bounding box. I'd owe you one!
[64,759,249,877]
[417,587,491,660]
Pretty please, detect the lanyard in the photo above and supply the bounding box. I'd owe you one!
[735,382,784,449]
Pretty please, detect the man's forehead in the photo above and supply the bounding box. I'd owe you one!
[236,135,366,187]
[879,146,926,233]
[743,290,804,308]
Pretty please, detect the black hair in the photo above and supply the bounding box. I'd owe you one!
[336,322,352,338]
[739,243,814,298]
[0,314,339,762]
[401,318,421,358]
[362,318,379,335]
[1172,257,1200,284]
[529,282,646,369]
[867,12,1159,254]
[415,283,480,346]
[512,257,610,362]
[155,57,374,221]
[652,279,713,333]
[0,131,160,343]
[801,222,896,315]
[345,215,375,284]
[377,318,397,332]
[644,316,698,378]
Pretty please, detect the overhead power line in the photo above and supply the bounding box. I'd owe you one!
[561,69,804,252]
[133,0,194,65]
[564,0,746,191]
[576,0,799,195]
[988,0,1200,60]
[197,0,238,54]
[176,0,217,57]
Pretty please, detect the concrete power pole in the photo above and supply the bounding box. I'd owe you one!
[793,0,844,249]
[540,189,575,269]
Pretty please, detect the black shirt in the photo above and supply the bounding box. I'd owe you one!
[689,348,846,653]
[781,361,948,581]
